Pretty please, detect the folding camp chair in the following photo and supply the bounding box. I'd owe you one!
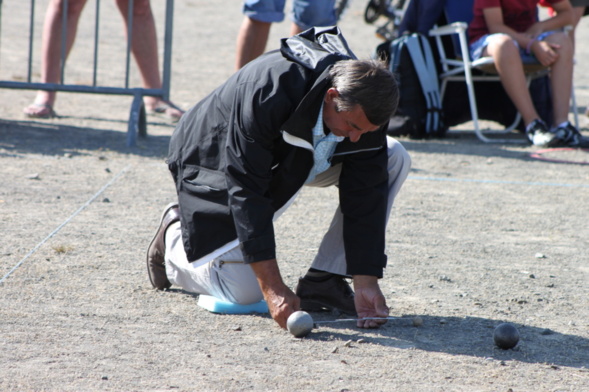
[428,0,578,143]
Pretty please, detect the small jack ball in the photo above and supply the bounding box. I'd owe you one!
[287,311,314,338]
[493,323,520,349]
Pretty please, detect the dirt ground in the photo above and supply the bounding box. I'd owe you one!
[1,1,588,391]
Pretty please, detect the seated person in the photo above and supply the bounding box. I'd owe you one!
[469,0,588,147]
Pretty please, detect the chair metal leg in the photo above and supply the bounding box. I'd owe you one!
[571,80,579,129]
[468,73,529,143]
[503,111,521,133]
[462,67,488,142]
[454,32,525,143]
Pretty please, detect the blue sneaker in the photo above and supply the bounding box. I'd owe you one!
[550,122,589,148]
[526,119,554,147]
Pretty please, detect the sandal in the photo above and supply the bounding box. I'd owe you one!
[23,103,57,119]
[147,100,184,122]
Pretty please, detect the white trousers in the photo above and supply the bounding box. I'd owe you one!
[164,137,411,304]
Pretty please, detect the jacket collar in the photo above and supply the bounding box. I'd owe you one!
[280,67,387,154]
[281,67,331,146]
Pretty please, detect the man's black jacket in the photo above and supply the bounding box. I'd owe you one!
[167,26,390,278]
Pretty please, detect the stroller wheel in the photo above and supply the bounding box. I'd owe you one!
[364,0,383,23]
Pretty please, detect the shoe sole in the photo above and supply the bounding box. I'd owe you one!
[146,202,178,289]
[299,298,357,316]
[299,299,330,312]
[547,137,589,148]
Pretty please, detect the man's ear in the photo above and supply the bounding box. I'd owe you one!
[324,87,339,103]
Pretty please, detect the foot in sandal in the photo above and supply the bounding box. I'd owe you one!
[23,103,57,119]
[145,98,184,122]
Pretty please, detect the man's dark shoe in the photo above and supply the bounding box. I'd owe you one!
[146,203,180,290]
[295,275,357,316]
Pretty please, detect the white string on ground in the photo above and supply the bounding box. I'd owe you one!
[0,165,132,285]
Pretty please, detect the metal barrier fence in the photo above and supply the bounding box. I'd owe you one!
[0,0,175,146]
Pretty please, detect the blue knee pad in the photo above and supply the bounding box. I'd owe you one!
[198,295,269,314]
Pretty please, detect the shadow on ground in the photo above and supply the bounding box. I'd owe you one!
[0,118,172,158]
[305,313,589,369]
[391,130,589,166]
[399,133,534,160]
[4,118,588,167]
[166,287,589,370]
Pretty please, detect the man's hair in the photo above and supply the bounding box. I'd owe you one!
[329,59,399,126]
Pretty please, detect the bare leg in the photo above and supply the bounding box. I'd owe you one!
[544,32,574,126]
[485,34,540,126]
[289,22,304,36]
[235,17,272,70]
[570,6,587,117]
[115,0,183,120]
[24,0,88,117]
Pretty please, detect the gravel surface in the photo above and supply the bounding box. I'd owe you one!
[1,1,588,391]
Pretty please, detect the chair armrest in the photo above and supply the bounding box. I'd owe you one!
[429,22,467,36]
[429,21,472,67]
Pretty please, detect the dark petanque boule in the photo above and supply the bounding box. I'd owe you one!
[493,323,520,349]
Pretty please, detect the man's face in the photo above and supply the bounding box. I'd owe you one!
[322,88,380,143]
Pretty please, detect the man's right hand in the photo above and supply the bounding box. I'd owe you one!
[352,275,389,328]
[250,259,300,329]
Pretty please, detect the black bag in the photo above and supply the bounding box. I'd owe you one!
[375,33,447,139]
